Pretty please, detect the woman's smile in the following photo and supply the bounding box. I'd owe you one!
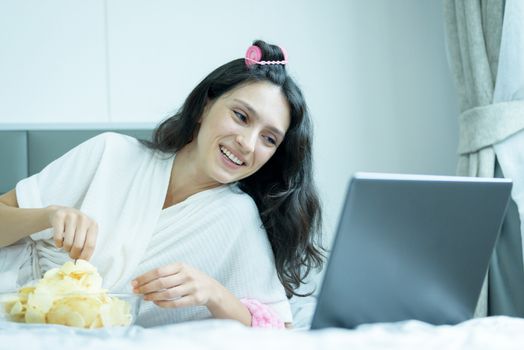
[220,145,245,165]
[219,145,245,168]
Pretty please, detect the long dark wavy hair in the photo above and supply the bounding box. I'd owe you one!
[141,40,325,297]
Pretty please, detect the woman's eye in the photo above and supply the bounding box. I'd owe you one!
[265,135,277,146]
[234,111,248,123]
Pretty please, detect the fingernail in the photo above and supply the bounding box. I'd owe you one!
[131,280,137,287]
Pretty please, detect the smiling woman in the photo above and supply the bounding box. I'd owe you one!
[142,40,325,299]
[0,40,325,329]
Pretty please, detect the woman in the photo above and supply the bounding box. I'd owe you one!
[0,40,324,328]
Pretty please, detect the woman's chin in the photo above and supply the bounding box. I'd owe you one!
[212,172,239,185]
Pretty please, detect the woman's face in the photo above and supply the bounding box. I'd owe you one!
[193,81,291,185]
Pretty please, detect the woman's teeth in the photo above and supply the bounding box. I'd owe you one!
[220,146,243,165]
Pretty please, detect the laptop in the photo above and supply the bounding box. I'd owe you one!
[310,172,512,329]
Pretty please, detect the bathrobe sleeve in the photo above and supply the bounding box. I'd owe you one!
[16,133,114,240]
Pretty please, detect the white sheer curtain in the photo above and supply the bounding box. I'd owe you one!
[493,2,524,271]
[444,0,524,316]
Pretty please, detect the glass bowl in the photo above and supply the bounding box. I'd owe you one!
[0,291,141,329]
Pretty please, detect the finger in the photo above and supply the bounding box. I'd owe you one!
[52,219,65,248]
[143,285,191,301]
[70,223,88,259]
[135,273,186,294]
[132,263,183,288]
[79,224,98,261]
[62,215,76,252]
[154,295,196,309]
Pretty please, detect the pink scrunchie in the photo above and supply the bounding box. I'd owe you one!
[240,299,285,329]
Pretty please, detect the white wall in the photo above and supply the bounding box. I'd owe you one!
[0,0,108,122]
[0,0,459,272]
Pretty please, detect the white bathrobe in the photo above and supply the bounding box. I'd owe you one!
[1,132,292,326]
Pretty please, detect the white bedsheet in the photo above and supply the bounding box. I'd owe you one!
[1,316,523,350]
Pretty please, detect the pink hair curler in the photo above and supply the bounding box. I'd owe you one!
[244,44,288,66]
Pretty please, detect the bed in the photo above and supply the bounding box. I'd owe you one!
[1,316,524,349]
[1,125,523,348]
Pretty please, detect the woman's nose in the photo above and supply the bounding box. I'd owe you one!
[235,132,256,153]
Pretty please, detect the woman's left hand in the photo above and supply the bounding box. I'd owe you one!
[131,262,221,308]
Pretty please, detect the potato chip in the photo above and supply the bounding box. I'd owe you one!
[46,303,70,326]
[99,297,132,326]
[27,290,54,314]
[25,305,46,324]
[64,296,101,326]
[8,300,24,316]
[18,286,35,303]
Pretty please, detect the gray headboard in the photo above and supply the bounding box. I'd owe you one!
[0,126,154,195]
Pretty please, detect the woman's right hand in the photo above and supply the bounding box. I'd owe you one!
[47,205,98,260]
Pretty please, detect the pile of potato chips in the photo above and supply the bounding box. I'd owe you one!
[3,260,133,328]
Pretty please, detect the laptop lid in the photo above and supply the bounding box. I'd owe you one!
[311,172,512,329]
